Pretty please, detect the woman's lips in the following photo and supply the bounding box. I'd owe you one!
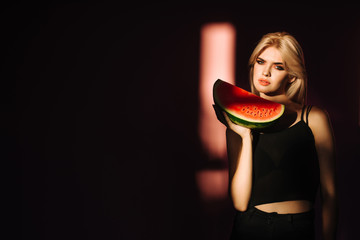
[258,79,270,86]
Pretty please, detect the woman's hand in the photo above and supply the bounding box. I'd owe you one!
[223,112,252,139]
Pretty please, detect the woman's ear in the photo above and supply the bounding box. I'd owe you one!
[288,76,296,83]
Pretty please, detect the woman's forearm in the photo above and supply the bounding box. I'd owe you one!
[322,194,338,240]
[229,134,253,212]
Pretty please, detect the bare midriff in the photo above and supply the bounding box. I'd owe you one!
[254,200,313,214]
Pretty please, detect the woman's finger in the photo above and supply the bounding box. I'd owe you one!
[223,112,234,127]
[223,112,230,123]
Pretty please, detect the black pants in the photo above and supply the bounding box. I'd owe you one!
[230,206,315,240]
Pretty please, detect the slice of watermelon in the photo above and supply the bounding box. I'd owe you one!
[213,79,285,128]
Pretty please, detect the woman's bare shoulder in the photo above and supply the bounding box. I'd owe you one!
[307,105,333,140]
[308,106,331,124]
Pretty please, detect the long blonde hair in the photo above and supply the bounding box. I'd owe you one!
[249,32,307,105]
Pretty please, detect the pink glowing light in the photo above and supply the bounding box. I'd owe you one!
[196,169,229,200]
[198,22,236,161]
[197,22,236,201]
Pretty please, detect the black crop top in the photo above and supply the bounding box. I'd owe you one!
[249,105,320,207]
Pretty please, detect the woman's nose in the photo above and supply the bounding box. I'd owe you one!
[262,70,270,77]
[262,65,271,77]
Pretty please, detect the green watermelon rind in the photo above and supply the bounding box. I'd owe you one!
[213,79,285,129]
[224,107,284,129]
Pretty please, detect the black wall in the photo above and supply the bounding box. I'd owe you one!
[4,3,359,240]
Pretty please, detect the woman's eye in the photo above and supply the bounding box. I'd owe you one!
[275,65,284,70]
[256,59,264,64]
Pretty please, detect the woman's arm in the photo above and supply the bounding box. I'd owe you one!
[308,106,338,240]
[224,113,253,212]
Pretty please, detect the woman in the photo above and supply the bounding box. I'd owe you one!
[223,32,338,240]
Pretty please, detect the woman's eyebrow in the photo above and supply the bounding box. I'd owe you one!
[257,57,283,65]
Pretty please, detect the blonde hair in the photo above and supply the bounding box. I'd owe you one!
[249,32,307,105]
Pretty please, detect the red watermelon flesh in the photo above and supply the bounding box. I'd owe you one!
[213,79,285,128]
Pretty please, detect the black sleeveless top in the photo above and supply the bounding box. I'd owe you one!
[249,105,320,207]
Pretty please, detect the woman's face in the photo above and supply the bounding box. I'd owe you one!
[253,46,293,96]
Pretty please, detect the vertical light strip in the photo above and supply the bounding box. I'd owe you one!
[196,23,236,201]
[198,22,236,161]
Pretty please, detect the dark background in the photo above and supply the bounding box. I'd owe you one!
[3,2,359,240]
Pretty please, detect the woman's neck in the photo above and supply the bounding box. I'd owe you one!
[259,93,302,113]
[259,92,292,105]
